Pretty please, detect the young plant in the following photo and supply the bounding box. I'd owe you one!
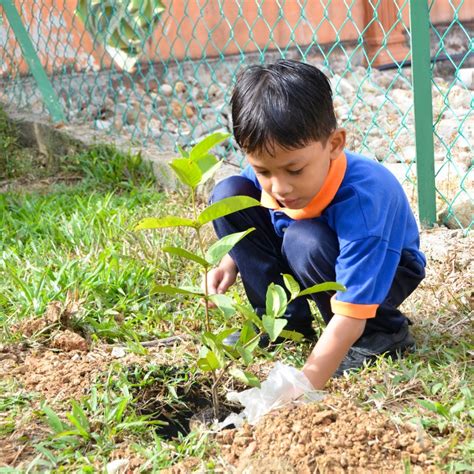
[135,132,345,418]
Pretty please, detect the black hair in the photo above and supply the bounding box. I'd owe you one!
[231,59,337,156]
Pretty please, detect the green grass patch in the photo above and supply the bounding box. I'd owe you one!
[0,144,202,344]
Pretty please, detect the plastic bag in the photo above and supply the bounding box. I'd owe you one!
[220,362,325,428]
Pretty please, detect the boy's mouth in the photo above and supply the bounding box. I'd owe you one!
[279,198,301,208]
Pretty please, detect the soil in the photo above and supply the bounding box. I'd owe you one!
[214,396,440,473]
[0,227,471,471]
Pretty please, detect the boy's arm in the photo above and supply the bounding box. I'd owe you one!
[302,314,366,389]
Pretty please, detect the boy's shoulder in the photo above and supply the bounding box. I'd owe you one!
[330,150,414,241]
[343,150,398,183]
[339,150,405,201]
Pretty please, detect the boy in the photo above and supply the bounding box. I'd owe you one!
[207,60,426,390]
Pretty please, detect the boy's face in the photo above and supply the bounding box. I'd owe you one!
[246,130,346,209]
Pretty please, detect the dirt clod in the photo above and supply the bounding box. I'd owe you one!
[50,330,88,352]
[215,396,438,473]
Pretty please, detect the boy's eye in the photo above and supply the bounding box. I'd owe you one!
[256,170,270,177]
[287,168,303,176]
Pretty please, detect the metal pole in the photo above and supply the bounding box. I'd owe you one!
[409,0,436,227]
[0,0,66,123]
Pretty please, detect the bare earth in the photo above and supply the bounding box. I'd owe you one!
[0,227,472,471]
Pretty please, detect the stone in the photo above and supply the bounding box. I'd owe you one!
[174,81,187,94]
[160,84,173,97]
[335,104,350,121]
[106,459,129,474]
[207,83,222,98]
[448,86,472,110]
[399,146,416,162]
[438,198,473,229]
[95,119,112,130]
[456,67,474,89]
[337,77,355,96]
[111,347,126,358]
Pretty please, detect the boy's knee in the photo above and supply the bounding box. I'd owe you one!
[210,176,260,204]
[283,220,338,264]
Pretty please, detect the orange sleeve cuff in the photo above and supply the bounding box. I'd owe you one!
[330,295,379,319]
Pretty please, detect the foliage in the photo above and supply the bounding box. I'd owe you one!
[135,132,345,416]
[75,0,165,70]
[0,145,163,343]
[0,142,472,470]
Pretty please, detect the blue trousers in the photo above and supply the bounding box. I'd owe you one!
[211,176,425,336]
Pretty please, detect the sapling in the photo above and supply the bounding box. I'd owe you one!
[135,132,345,418]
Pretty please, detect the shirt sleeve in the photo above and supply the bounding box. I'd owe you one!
[240,165,261,190]
[331,236,401,319]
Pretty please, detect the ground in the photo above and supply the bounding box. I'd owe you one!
[0,137,472,473]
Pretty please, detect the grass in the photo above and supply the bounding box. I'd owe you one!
[0,135,472,472]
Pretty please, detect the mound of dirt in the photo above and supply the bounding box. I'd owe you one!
[3,348,109,402]
[215,396,440,473]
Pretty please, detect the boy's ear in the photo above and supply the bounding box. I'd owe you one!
[329,128,346,160]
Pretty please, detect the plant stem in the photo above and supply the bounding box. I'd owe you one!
[211,361,233,419]
[191,187,219,416]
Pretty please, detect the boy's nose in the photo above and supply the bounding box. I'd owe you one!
[271,177,292,196]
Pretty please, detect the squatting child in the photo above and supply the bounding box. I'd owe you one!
[206,60,426,390]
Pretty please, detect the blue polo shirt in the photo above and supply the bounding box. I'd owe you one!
[240,150,426,319]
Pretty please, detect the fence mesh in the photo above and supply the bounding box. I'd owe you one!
[0,0,472,231]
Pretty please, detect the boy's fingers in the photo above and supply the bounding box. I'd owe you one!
[218,274,234,293]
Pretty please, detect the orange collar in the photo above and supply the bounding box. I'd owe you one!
[260,151,347,220]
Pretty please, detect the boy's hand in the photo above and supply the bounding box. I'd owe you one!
[223,362,324,427]
[203,254,238,307]
[302,314,366,389]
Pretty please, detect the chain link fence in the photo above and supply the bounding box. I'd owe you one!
[0,0,472,231]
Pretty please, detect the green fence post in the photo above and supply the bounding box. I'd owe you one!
[0,0,66,123]
[409,0,436,227]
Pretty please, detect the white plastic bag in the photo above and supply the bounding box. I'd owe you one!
[220,362,325,428]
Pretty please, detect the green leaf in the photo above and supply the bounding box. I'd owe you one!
[202,331,218,351]
[262,315,287,342]
[208,294,236,318]
[235,344,253,365]
[449,400,465,415]
[201,334,225,366]
[197,350,222,371]
[279,329,304,342]
[229,368,261,388]
[153,285,203,297]
[282,274,300,301]
[193,153,218,173]
[42,406,65,434]
[198,196,260,225]
[134,216,196,230]
[71,400,90,433]
[298,281,346,296]
[111,398,129,423]
[169,158,202,189]
[200,159,223,186]
[205,228,255,265]
[235,303,263,330]
[265,283,288,318]
[66,414,90,439]
[239,321,258,346]
[177,145,189,158]
[189,131,231,160]
[163,246,209,267]
[215,328,238,344]
[431,382,443,395]
[418,399,449,418]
